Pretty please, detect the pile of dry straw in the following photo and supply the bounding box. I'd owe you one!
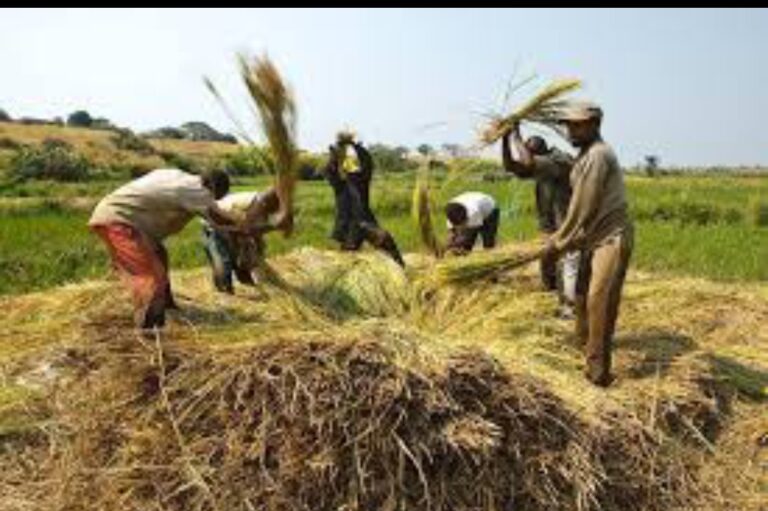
[0,249,760,511]
[6,331,694,511]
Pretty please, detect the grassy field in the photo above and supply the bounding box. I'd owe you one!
[0,171,766,295]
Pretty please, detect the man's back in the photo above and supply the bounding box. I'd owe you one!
[89,168,214,241]
[447,192,497,228]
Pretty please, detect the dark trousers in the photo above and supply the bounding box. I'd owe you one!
[202,226,258,293]
[341,221,406,268]
[574,225,634,385]
[202,226,235,293]
[540,249,559,291]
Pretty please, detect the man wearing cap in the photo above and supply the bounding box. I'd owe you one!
[89,168,247,330]
[501,127,579,319]
[542,101,634,387]
[444,191,500,255]
[323,133,406,267]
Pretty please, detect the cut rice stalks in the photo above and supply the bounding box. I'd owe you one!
[412,162,444,258]
[480,78,582,146]
[238,53,298,237]
[429,241,545,286]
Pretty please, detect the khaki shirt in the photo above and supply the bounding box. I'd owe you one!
[89,168,216,242]
[550,140,628,252]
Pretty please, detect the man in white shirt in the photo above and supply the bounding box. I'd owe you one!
[89,168,244,329]
[201,188,282,293]
[444,192,500,255]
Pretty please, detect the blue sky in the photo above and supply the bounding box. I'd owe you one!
[1,8,766,166]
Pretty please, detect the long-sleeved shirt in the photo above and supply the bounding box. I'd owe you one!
[323,143,378,243]
[503,139,574,233]
[530,149,573,233]
[549,139,629,253]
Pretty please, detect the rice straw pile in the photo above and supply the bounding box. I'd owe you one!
[3,248,768,510]
[480,78,582,145]
[6,334,695,511]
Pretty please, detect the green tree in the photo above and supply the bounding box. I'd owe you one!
[368,143,411,173]
[644,155,660,177]
[66,110,93,128]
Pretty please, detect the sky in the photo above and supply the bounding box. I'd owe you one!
[1,8,766,166]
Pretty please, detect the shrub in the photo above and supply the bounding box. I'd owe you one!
[18,117,51,126]
[368,143,416,173]
[158,150,198,173]
[66,110,93,128]
[90,118,116,131]
[0,137,21,150]
[111,129,156,155]
[180,121,238,143]
[451,158,501,177]
[41,138,73,151]
[144,127,187,140]
[428,159,448,170]
[482,172,513,182]
[0,108,11,122]
[9,144,92,182]
[748,197,768,227]
[293,151,322,181]
[219,146,275,176]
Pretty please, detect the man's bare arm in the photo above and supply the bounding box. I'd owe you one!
[501,125,535,178]
[205,204,244,232]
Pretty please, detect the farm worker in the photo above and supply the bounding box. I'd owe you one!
[323,132,406,267]
[88,168,243,329]
[201,188,284,293]
[444,192,500,255]
[501,126,580,319]
[542,101,634,387]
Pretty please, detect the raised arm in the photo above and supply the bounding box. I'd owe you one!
[501,125,535,179]
[241,188,294,236]
[205,203,242,231]
[322,144,345,189]
[353,142,374,182]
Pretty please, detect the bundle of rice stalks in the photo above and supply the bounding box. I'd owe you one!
[480,78,582,145]
[430,241,545,286]
[238,53,298,237]
[411,163,443,258]
[283,247,412,319]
